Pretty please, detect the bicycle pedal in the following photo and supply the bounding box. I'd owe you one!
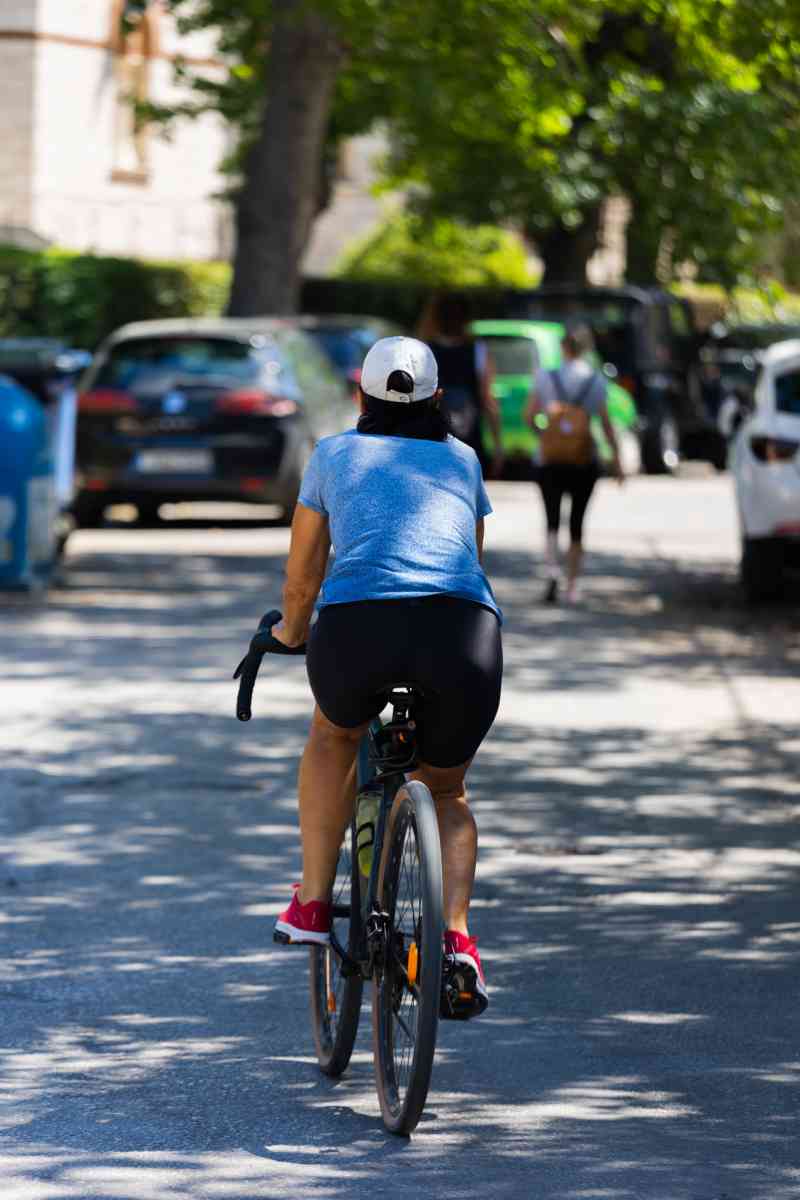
[441,962,484,1021]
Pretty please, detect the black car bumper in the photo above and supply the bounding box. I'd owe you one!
[75,418,308,509]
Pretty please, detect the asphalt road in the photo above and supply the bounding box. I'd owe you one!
[1,473,799,1200]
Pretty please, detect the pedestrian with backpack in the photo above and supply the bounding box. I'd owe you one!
[525,325,624,604]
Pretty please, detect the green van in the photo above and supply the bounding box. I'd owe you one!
[470,318,640,472]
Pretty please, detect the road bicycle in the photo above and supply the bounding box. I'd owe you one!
[235,610,473,1135]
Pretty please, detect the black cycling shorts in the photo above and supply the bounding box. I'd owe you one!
[306,596,502,769]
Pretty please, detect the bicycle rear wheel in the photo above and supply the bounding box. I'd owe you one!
[372,780,443,1135]
[309,822,363,1075]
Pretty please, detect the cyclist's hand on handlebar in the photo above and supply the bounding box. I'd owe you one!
[233,609,306,723]
[269,620,308,653]
[246,610,307,657]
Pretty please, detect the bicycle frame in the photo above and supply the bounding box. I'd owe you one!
[331,688,421,983]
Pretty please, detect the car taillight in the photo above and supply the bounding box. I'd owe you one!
[79,388,138,413]
[618,375,636,396]
[750,436,800,463]
[215,388,297,417]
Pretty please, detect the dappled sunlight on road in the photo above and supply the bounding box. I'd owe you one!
[1,486,799,1197]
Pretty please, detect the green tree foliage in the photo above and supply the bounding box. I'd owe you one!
[336,214,536,287]
[148,0,573,309]
[377,2,800,286]
[0,246,228,347]
[145,1,800,299]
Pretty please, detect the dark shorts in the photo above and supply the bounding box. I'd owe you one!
[537,462,600,543]
[306,596,503,769]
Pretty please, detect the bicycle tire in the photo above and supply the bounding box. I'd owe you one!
[372,780,443,1135]
[309,822,363,1076]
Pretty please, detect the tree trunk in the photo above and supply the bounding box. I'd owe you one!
[227,3,344,316]
[535,205,602,286]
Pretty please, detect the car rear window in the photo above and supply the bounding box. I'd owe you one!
[482,336,538,376]
[94,337,264,388]
[775,370,800,416]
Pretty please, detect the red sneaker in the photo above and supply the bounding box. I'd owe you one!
[274,885,331,946]
[441,929,488,1020]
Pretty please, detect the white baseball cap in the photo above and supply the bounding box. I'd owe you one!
[360,336,438,403]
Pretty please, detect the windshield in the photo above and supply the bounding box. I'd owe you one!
[95,337,264,389]
[482,336,538,376]
[775,370,800,416]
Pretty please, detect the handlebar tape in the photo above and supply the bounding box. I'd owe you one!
[233,610,307,721]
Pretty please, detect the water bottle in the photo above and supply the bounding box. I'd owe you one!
[355,787,380,877]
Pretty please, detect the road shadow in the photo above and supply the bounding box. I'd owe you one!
[0,512,798,1197]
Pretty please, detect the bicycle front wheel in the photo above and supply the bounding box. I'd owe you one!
[372,780,443,1135]
[309,822,363,1075]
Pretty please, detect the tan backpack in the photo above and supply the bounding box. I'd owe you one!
[539,370,596,466]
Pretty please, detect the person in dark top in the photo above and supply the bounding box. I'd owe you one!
[420,292,504,476]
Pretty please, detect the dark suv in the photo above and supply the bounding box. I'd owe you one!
[507,286,727,473]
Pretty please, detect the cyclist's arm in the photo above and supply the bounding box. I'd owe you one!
[476,519,485,564]
[273,504,331,647]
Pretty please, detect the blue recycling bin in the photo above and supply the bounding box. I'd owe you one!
[0,374,58,589]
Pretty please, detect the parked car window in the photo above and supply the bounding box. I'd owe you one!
[481,336,538,376]
[95,337,266,388]
[276,330,350,435]
[310,327,377,374]
[775,370,800,416]
[525,297,637,369]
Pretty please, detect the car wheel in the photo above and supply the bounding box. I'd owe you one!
[72,494,107,528]
[641,413,680,475]
[741,537,783,603]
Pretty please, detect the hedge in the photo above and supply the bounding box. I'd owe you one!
[9,242,790,348]
[0,244,519,347]
[0,246,230,349]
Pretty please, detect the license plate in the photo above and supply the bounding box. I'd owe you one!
[135,449,213,474]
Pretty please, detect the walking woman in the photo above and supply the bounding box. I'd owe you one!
[526,326,624,604]
[270,337,503,1019]
[420,291,504,477]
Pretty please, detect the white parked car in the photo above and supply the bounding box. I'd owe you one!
[731,339,800,600]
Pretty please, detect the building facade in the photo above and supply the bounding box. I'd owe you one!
[0,0,392,272]
[0,0,231,260]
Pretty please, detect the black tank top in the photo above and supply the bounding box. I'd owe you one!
[429,339,482,450]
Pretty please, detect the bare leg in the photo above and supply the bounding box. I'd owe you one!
[411,760,474,934]
[565,541,583,595]
[297,705,368,904]
[545,530,560,578]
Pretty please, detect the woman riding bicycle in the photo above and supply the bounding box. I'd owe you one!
[270,336,502,1018]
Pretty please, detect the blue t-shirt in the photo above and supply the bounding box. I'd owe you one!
[298,429,501,621]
